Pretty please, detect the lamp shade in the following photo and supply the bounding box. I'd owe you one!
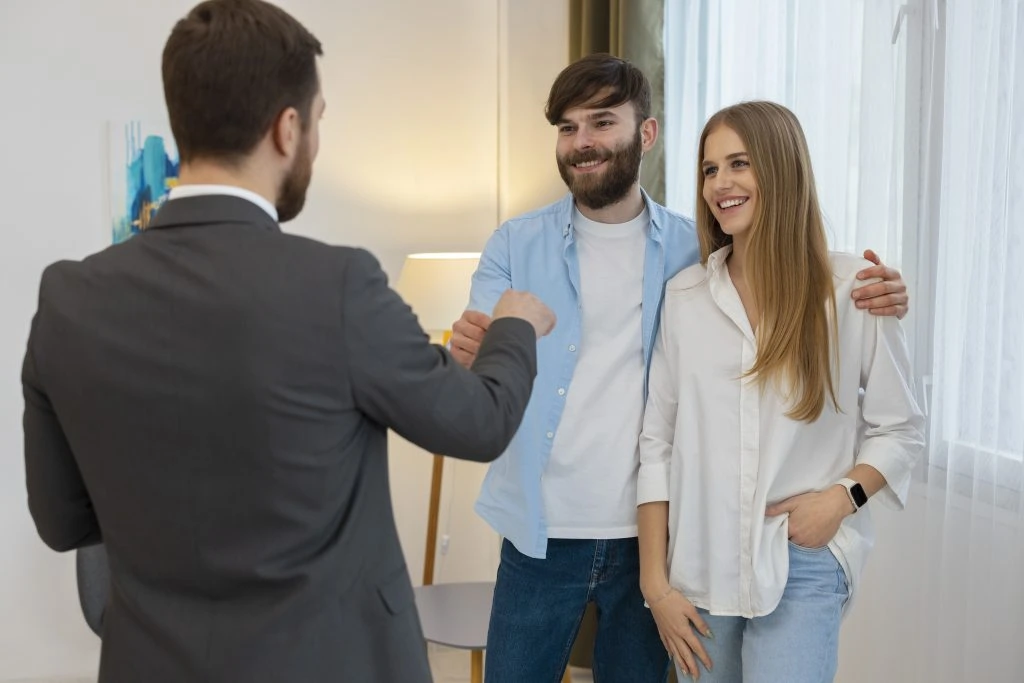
[395,252,481,334]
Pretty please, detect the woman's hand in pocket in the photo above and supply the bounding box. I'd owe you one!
[766,486,853,548]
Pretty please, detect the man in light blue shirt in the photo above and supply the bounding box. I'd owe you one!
[449,54,909,682]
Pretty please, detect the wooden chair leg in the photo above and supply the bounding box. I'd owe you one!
[562,667,572,683]
[471,649,483,683]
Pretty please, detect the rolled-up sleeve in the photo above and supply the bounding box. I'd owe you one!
[638,309,677,505]
[856,314,926,509]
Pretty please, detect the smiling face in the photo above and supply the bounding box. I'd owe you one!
[554,92,651,211]
[700,124,758,241]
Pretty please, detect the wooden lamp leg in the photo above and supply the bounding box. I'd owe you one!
[471,649,484,683]
[423,330,452,587]
[422,453,445,586]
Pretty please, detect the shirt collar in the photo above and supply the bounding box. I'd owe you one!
[559,187,666,240]
[168,184,278,222]
[706,244,733,276]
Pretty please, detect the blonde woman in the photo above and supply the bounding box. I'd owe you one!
[636,101,925,682]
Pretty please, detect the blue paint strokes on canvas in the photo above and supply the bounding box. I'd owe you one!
[112,122,180,244]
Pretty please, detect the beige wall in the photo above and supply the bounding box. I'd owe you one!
[0,0,568,678]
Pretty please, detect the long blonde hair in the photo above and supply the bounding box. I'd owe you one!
[696,101,838,422]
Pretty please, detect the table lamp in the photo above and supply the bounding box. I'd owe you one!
[395,252,481,586]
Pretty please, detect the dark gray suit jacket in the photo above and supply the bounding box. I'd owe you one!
[22,195,537,683]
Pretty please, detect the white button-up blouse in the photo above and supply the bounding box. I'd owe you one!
[638,246,925,618]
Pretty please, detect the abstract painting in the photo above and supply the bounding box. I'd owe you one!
[109,121,180,244]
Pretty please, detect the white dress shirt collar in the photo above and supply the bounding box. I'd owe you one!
[705,244,757,343]
[168,184,278,222]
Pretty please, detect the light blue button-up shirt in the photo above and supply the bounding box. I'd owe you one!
[467,191,700,559]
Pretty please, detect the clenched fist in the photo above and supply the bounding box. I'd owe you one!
[493,290,556,338]
[449,292,555,369]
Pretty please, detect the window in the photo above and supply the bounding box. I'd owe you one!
[664,0,1024,494]
[923,0,1023,496]
[665,0,908,260]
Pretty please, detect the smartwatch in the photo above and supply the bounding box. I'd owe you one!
[837,477,868,512]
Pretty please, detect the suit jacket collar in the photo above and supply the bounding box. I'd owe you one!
[148,195,281,234]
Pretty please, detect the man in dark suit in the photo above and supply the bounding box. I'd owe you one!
[21,1,554,681]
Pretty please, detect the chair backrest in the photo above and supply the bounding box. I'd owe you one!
[76,544,109,636]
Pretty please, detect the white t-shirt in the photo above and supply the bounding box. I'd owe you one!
[544,207,649,539]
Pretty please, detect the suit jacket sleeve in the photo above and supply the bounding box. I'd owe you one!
[342,248,537,462]
[22,300,101,552]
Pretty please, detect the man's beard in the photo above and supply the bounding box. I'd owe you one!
[276,136,313,223]
[556,128,643,211]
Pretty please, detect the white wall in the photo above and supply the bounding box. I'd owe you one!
[0,0,567,679]
[416,0,569,588]
[836,484,1024,683]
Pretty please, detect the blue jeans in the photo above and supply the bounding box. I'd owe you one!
[486,538,670,683]
[676,543,850,683]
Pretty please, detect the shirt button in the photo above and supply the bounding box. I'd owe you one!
[568,344,577,352]
[546,431,554,439]
[557,388,566,396]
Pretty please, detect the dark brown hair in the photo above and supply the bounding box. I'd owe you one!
[545,53,651,125]
[162,0,323,164]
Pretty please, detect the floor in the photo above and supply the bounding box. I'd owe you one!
[10,649,593,683]
[429,644,594,683]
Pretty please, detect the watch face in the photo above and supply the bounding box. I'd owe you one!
[851,483,868,507]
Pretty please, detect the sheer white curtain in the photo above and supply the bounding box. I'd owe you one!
[916,0,1024,679]
[665,0,907,260]
[664,1,1024,681]
[929,0,1023,504]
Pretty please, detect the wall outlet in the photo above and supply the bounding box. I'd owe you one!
[440,534,451,555]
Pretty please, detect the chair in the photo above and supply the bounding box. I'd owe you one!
[413,581,493,683]
[412,455,499,683]
[413,579,577,683]
[413,455,576,683]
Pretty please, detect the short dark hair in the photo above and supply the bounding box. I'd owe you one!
[545,53,651,126]
[162,0,323,164]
